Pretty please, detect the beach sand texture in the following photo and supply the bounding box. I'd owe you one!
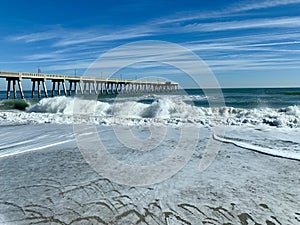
[0,124,299,225]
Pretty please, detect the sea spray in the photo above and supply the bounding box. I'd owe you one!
[0,95,298,127]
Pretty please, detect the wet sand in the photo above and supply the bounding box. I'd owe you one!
[0,125,299,224]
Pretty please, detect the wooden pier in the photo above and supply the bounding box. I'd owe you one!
[0,71,178,99]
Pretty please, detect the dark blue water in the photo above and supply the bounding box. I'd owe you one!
[184,88,300,109]
[1,88,300,110]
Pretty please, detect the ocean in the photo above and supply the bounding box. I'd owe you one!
[3,87,300,108]
[0,88,299,224]
[1,88,300,127]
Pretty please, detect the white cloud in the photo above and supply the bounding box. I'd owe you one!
[5,0,300,75]
[43,61,92,71]
[232,0,300,12]
[182,16,300,32]
[9,25,157,48]
[9,31,59,43]
[157,0,300,24]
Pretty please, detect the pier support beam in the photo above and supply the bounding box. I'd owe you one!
[105,83,109,95]
[83,82,87,95]
[6,78,25,99]
[50,79,65,97]
[79,82,83,95]
[88,82,91,95]
[93,82,98,94]
[57,81,61,96]
[18,80,24,99]
[70,81,80,95]
[69,81,73,96]
[115,83,119,94]
[52,81,55,97]
[96,82,101,95]
[13,80,17,99]
[62,81,67,96]
[42,80,48,98]
[68,81,80,96]
[37,81,41,98]
[31,80,36,98]
[6,79,11,99]
[74,82,78,95]
[31,78,47,99]
[99,82,103,95]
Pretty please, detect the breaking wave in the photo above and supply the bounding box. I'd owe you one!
[0,96,300,127]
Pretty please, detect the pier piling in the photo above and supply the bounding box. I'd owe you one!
[13,80,17,99]
[52,81,55,97]
[17,80,24,99]
[42,81,48,98]
[37,81,41,98]
[93,82,97,94]
[57,81,61,96]
[62,81,67,96]
[31,80,35,98]
[69,81,73,96]
[6,80,11,99]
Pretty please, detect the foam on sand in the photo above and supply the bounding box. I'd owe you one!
[213,133,300,161]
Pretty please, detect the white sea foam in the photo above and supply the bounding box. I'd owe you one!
[1,96,300,127]
[213,133,300,161]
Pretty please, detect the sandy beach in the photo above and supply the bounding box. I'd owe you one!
[0,124,299,225]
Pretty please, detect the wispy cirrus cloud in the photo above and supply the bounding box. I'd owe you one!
[232,0,300,12]
[5,0,300,77]
[9,31,61,43]
[8,25,68,43]
[181,16,300,32]
[9,0,300,48]
[9,25,157,47]
[44,61,91,71]
[157,0,300,24]
[53,27,155,47]
[12,27,300,74]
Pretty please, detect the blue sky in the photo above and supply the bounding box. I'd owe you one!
[1,0,300,88]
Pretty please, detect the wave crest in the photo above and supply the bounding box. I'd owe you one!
[0,96,298,127]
